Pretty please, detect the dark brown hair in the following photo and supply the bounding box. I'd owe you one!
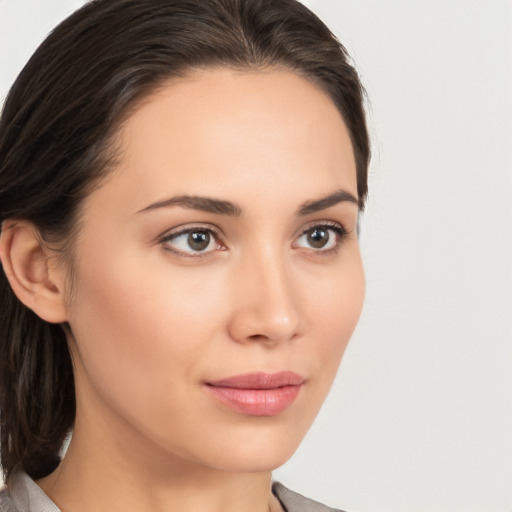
[0,0,370,480]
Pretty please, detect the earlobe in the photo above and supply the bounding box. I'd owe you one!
[0,220,68,323]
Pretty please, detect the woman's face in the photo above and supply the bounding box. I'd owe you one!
[62,68,365,473]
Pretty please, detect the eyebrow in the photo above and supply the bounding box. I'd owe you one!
[137,189,358,217]
[137,195,242,216]
[297,189,358,215]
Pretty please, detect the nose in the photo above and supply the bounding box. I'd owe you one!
[227,250,300,346]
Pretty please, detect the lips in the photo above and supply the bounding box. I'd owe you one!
[204,371,305,416]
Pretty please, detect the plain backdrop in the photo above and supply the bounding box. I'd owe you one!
[1,1,511,511]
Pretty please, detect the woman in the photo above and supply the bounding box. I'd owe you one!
[0,1,370,511]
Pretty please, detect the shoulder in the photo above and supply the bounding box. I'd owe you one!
[0,487,17,512]
[272,482,346,512]
[0,472,59,512]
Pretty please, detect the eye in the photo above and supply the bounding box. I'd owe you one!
[293,223,346,252]
[160,227,223,256]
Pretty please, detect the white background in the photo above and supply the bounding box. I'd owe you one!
[1,1,511,511]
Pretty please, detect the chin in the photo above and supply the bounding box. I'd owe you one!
[178,419,311,474]
[202,442,299,474]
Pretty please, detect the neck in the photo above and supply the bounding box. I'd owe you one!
[36,416,281,512]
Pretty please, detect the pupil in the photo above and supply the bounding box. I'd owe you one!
[307,228,329,248]
[188,231,210,251]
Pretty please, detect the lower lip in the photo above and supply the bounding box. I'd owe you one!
[205,384,303,416]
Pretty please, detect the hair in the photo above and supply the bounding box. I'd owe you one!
[0,0,370,480]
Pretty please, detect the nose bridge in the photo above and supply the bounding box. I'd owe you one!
[228,240,300,344]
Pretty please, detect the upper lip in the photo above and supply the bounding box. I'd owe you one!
[206,371,305,390]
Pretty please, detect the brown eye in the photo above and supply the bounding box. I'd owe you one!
[188,230,210,251]
[306,227,330,248]
[294,223,345,252]
[162,227,219,255]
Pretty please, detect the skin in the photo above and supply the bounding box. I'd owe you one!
[3,68,365,512]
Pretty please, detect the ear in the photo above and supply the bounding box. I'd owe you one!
[0,220,68,323]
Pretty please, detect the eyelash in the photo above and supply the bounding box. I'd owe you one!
[159,223,225,258]
[293,221,348,256]
[159,221,348,258]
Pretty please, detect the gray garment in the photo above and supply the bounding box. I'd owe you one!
[0,471,344,512]
[272,482,344,512]
[0,472,57,512]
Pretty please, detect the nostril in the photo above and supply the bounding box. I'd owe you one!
[246,333,273,343]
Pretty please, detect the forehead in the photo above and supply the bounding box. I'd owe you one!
[89,68,357,215]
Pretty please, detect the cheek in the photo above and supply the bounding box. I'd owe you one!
[304,253,365,373]
[65,249,227,401]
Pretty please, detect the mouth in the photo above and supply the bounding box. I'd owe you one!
[204,371,305,416]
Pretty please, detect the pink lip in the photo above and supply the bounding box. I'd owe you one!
[204,371,305,416]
